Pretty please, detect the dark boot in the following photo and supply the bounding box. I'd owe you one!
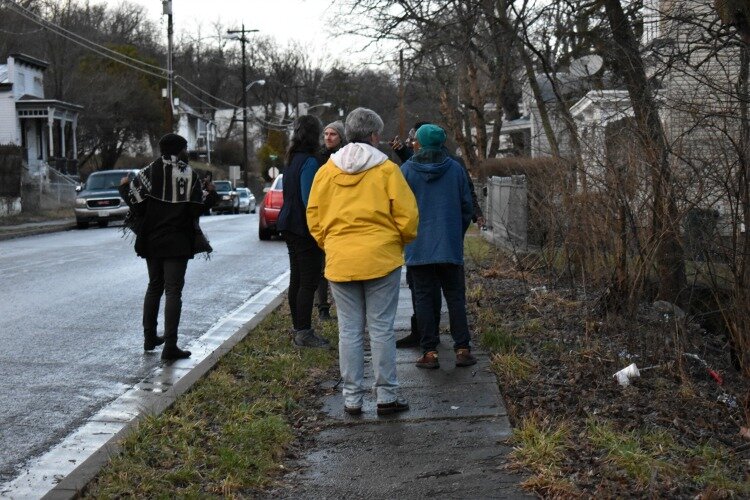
[318,306,334,321]
[293,328,330,348]
[144,334,165,352]
[161,335,191,360]
[396,315,420,348]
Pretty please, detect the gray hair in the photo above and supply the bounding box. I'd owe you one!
[345,107,384,144]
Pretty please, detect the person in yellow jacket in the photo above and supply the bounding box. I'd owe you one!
[307,107,419,416]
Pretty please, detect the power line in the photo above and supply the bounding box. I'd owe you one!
[2,0,293,131]
[2,0,168,80]
[3,0,256,116]
[0,27,44,35]
[3,0,167,74]
[174,75,241,110]
[173,80,230,111]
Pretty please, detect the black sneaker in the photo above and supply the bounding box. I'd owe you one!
[161,346,191,360]
[293,329,330,348]
[144,335,165,351]
[377,398,409,416]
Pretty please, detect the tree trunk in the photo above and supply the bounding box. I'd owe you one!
[736,38,750,375]
[466,61,488,161]
[518,46,561,158]
[440,89,478,169]
[602,0,686,304]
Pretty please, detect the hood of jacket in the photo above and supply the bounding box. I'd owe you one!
[328,142,389,187]
[406,149,452,182]
[330,142,388,175]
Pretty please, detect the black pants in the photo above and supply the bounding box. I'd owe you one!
[284,232,323,331]
[409,264,471,352]
[143,257,189,346]
[316,255,330,311]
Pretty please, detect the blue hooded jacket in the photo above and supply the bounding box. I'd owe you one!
[401,150,473,266]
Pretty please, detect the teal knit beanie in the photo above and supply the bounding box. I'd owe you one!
[415,124,446,150]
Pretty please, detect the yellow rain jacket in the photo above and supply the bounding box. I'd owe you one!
[307,142,418,282]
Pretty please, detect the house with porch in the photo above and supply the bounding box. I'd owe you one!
[0,53,82,177]
[0,53,83,215]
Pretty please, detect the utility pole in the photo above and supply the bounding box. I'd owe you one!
[162,0,175,133]
[227,24,258,177]
[398,49,405,138]
[287,84,304,118]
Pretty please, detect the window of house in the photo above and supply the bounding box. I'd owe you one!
[16,71,26,94]
[33,76,43,96]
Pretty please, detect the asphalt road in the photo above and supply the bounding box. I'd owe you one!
[0,213,289,483]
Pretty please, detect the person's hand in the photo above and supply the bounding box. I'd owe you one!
[119,176,129,186]
[390,136,404,151]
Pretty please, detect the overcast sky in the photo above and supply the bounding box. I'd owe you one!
[99,0,392,67]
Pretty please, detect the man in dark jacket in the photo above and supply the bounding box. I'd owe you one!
[119,133,207,360]
[315,121,346,321]
[400,124,476,369]
[392,121,485,348]
[391,121,484,226]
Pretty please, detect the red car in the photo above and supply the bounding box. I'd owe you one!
[258,174,283,240]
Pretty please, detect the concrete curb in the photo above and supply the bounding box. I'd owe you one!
[0,271,290,500]
[0,220,76,241]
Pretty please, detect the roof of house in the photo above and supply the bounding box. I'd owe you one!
[534,72,586,103]
[10,53,49,70]
[16,94,83,111]
[501,115,532,132]
[569,90,633,124]
[0,64,8,84]
[177,101,202,117]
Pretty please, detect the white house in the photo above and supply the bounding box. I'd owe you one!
[214,102,296,152]
[0,53,82,177]
[175,101,216,162]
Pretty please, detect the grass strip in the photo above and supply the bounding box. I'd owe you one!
[464,234,750,497]
[84,306,338,497]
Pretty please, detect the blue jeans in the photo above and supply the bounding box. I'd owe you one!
[330,267,402,407]
[408,264,472,352]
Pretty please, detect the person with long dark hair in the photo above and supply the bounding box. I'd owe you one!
[277,115,330,348]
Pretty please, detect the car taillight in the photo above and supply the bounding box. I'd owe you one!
[268,191,283,209]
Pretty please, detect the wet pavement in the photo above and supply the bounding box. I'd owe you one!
[0,214,290,498]
[1,225,529,498]
[267,275,531,499]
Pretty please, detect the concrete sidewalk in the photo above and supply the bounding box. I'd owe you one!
[0,219,75,241]
[269,273,531,499]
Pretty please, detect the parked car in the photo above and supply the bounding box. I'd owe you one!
[258,174,283,240]
[211,180,239,214]
[74,169,138,229]
[236,187,256,214]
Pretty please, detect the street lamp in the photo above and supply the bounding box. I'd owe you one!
[305,102,332,114]
[245,79,265,92]
[240,79,265,180]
